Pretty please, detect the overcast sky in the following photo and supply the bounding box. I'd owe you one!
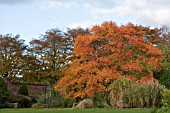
[0,0,170,44]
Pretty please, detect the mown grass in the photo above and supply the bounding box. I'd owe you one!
[0,108,152,113]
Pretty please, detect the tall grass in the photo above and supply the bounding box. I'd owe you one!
[108,77,164,108]
[36,89,73,108]
[123,81,164,108]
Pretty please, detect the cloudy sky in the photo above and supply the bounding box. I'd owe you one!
[0,0,170,43]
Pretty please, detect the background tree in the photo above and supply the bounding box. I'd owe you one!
[0,34,27,78]
[66,27,91,43]
[25,28,91,84]
[19,54,50,84]
[144,26,170,88]
[55,21,163,99]
[28,29,75,84]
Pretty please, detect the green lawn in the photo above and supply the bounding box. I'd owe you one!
[0,108,152,113]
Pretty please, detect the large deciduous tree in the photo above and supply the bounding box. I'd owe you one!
[55,22,163,99]
[28,29,76,84]
[0,34,27,78]
[18,27,90,84]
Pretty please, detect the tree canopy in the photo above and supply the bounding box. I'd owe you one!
[0,22,168,91]
[0,34,27,78]
[55,21,163,99]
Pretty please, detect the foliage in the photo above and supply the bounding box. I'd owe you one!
[66,27,91,43]
[56,21,163,99]
[0,77,9,108]
[92,91,110,108]
[19,54,52,84]
[109,76,132,91]
[26,28,89,84]
[123,81,164,108]
[144,26,170,88]
[19,84,28,95]
[107,77,164,108]
[154,49,170,88]
[108,76,132,108]
[154,70,170,89]
[37,88,74,108]
[152,89,170,113]
[0,78,8,94]
[17,97,32,108]
[37,90,60,108]
[153,39,170,88]
[16,27,90,84]
[1,101,13,108]
[7,92,32,108]
[0,34,27,78]
[161,88,170,106]
[151,106,170,113]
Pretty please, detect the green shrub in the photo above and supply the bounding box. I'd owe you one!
[161,88,170,106]
[109,76,132,91]
[7,93,32,108]
[0,77,9,108]
[31,103,48,109]
[151,88,170,113]
[151,106,170,113]
[17,96,32,108]
[18,84,28,95]
[154,69,170,89]
[0,77,8,92]
[37,88,73,108]
[92,91,110,108]
[2,101,13,108]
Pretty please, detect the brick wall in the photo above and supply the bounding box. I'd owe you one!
[4,77,48,95]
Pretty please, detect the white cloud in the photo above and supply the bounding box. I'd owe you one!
[1,0,170,27]
[91,6,132,19]
[69,20,96,29]
[137,9,170,26]
[0,0,78,10]
[64,1,77,9]
[127,0,170,26]
[84,0,170,27]
[36,0,78,11]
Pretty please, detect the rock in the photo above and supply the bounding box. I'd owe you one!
[116,100,128,108]
[73,99,93,109]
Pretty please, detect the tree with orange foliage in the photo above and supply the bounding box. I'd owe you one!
[55,21,163,99]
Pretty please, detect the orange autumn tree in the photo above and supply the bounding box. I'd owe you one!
[55,21,163,99]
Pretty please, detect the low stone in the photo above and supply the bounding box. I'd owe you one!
[73,99,93,109]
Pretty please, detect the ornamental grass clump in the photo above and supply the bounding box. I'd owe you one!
[123,81,164,108]
[108,76,132,108]
[108,77,164,108]
[37,89,74,108]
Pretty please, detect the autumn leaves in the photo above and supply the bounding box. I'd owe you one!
[55,21,163,99]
